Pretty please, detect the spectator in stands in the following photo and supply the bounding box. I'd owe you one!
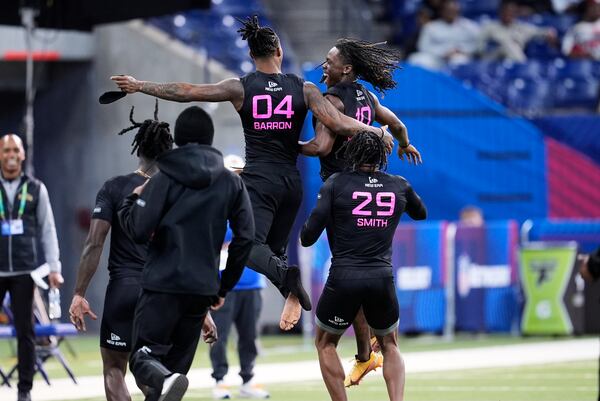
[409,0,480,70]
[479,1,557,62]
[459,205,484,227]
[0,134,62,401]
[562,0,600,60]
[578,247,599,401]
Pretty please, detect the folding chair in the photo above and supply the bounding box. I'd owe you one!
[0,288,78,387]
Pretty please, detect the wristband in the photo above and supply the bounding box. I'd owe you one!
[379,127,385,138]
[400,141,411,149]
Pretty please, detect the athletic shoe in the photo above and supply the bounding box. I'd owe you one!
[239,380,270,399]
[283,265,312,311]
[344,351,384,387]
[158,373,188,401]
[213,381,232,399]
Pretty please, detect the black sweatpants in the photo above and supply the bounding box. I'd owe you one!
[129,289,213,393]
[0,274,35,393]
[241,166,303,292]
[209,289,262,383]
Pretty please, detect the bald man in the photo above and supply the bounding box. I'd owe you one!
[0,134,62,401]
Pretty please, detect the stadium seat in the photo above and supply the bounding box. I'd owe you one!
[505,78,552,112]
[554,78,600,109]
[555,60,596,80]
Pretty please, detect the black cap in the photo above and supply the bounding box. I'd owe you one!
[174,106,214,146]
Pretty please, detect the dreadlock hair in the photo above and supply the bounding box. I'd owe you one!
[236,15,280,58]
[339,131,388,172]
[116,99,173,160]
[334,38,403,94]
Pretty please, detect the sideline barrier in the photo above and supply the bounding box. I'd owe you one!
[303,220,520,334]
[520,242,584,335]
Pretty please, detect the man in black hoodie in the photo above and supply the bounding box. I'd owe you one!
[118,106,254,401]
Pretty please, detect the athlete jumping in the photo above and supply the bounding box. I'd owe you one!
[110,15,393,331]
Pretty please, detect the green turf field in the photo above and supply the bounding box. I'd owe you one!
[1,334,597,400]
[71,360,596,401]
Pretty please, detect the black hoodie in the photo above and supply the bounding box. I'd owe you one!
[118,144,254,297]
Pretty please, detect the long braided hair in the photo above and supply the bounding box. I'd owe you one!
[117,100,173,160]
[236,15,280,58]
[334,38,403,94]
[339,131,388,172]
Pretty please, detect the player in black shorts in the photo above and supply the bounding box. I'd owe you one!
[300,38,423,386]
[110,16,393,330]
[68,105,216,401]
[301,132,426,401]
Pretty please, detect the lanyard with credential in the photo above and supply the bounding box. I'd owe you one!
[0,183,28,221]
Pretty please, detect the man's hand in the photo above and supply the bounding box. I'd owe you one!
[382,131,394,154]
[398,144,422,165]
[48,272,64,289]
[110,75,142,94]
[211,296,225,311]
[69,294,97,332]
[202,313,218,345]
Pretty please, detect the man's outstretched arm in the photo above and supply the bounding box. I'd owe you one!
[111,75,244,110]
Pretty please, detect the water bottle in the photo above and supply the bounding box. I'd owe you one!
[48,288,61,320]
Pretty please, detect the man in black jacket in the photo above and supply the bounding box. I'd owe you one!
[118,106,254,401]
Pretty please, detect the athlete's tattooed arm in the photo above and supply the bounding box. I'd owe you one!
[70,219,110,331]
[299,95,342,157]
[371,92,422,164]
[304,82,385,137]
[110,76,245,111]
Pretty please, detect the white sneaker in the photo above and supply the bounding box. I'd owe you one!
[159,373,188,401]
[213,381,232,399]
[239,381,270,399]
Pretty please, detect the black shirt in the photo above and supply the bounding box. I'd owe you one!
[93,173,148,279]
[239,71,308,168]
[118,145,254,297]
[301,170,426,279]
[319,82,376,181]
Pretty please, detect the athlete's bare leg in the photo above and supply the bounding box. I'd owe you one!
[101,348,132,401]
[315,327,347,401]
[353,308,372,361]
[376,331,405,401]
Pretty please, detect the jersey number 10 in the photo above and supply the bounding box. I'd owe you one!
[252,95,295,119]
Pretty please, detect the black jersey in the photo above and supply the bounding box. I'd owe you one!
[92,173,147,279]
[239,71,308,168]
[319,82,376,181]
[301,170,426,278]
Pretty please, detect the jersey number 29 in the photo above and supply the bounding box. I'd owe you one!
[352,191,395,216]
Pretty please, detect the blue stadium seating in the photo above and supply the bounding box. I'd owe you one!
[147,5,297,75]
[554,78,600,109]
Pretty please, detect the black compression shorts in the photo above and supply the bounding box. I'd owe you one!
[315,275,399,336]
[100,276,141,352]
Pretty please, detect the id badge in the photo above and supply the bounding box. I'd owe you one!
[10,219,24,235]
[1,221,10,236]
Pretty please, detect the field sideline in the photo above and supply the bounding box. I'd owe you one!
[0,335,597,401]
